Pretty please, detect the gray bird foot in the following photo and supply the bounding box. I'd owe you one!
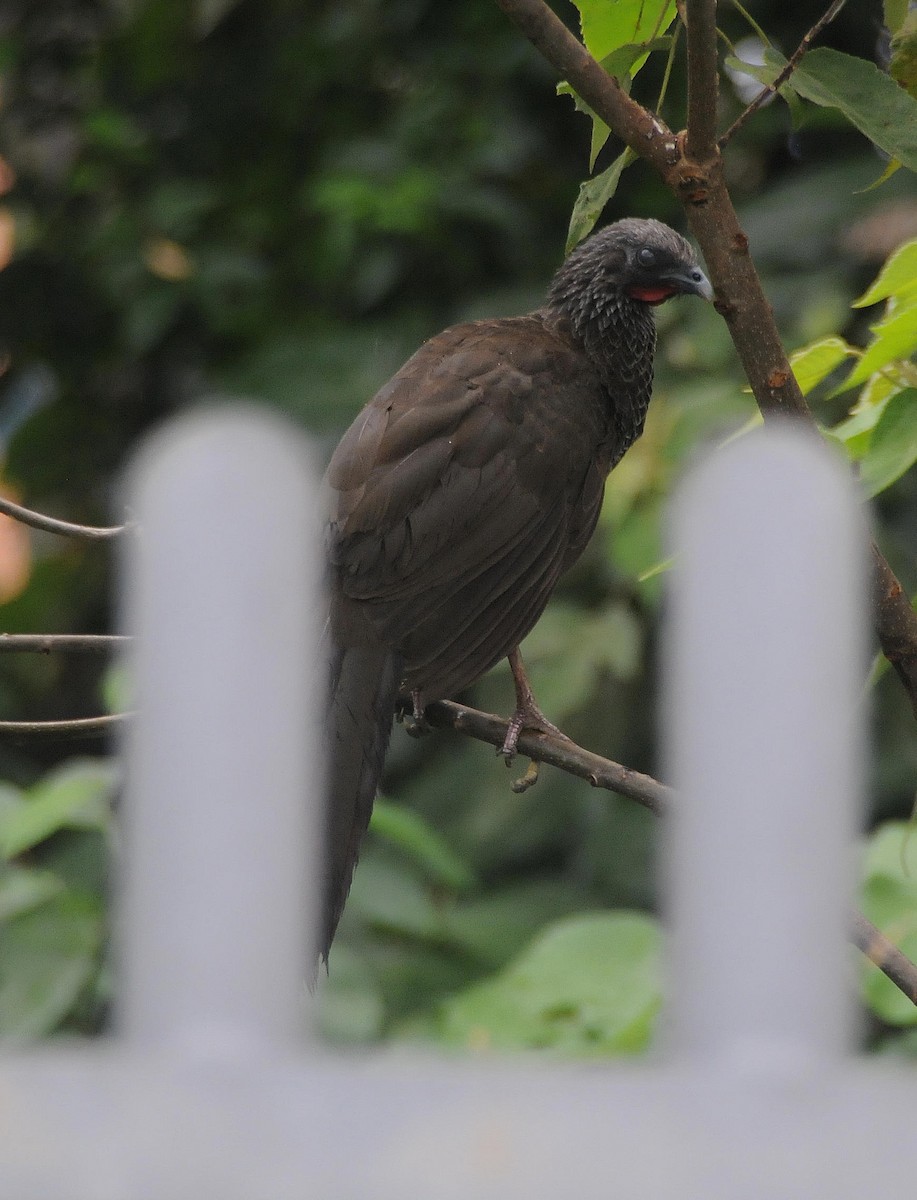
[402,689,430,738]
[499,703,566,762]
[499,646,568,762]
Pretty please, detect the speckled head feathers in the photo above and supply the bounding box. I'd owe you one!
[547,218,712,321]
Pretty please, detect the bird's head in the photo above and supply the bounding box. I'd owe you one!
[613,217,714,305]
[548,217,713,320]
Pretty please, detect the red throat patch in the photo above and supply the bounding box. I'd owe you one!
[627,284,675,305]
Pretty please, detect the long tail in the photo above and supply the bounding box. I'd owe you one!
[321,638,401,958]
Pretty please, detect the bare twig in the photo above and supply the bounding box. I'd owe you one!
[851,910,917,1006]
[424,699,671,815]
[719,0,848,147]
[0,713,134,738]
[0,495,127,540]
[0,634,130,653]
[685,0,720,161]
[426,698,917,1007]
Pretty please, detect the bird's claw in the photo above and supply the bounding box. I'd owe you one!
[498,703,566,761]
[510,760,541,793]
[402,690,430,738]
[404,713,430,738]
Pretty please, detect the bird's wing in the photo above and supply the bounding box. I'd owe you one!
[327,316,609,597]
[325,316,611,698]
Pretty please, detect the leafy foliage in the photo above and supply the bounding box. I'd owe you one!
[0,761,115,1038]
[437,913,661,1056]
[861,822,917,1028]
[790,240,917,497]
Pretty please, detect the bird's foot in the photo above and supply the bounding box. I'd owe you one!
[401,689,430,738]
[499,646,570,763]
[499,701,566,761]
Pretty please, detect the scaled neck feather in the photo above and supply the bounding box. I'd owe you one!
[545,252,657,460]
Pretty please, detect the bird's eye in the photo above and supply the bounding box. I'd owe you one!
[637,247,656,267]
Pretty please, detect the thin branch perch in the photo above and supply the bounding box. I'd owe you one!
[0,495,127,540]
[0,713,134,738]
[0,634,130,653]
[424,699,671,815]
[852,910,917,1006]
[719,0,848,148]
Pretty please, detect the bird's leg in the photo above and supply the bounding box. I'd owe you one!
[500,647,568,761]
[402,688,431,738]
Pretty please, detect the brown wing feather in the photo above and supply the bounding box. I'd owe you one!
[326,313,613,702]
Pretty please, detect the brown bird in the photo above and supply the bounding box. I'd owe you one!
[321,217,712,956]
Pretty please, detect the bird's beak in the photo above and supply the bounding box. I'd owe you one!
[663,267,714,302]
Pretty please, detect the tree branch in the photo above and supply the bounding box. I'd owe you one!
[0,495,127,540]
[0,713,134,738]
[0,633,130,653]
[684,0,719,162]
[719,0,848,148]
[424,699,671,815]
[426,699,917,1009]
[492,0,917,716]
[851,910,917,1006]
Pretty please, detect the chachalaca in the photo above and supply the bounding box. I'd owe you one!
[321,217,712,957]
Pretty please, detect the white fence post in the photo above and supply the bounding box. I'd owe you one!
[118,407,322,1053]
[663,426,866,1067]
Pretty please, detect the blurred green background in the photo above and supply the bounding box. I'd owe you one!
[1,0,916,1052]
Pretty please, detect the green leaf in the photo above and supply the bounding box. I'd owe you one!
[853,239,917,308]
[874,1029,917,1058]
[885,0,910,36]
[316,945,385,1045]
[0,760,117,860]
[370,800,477,892]
[558,40,671,168]
[447,880,591,967]
[0,783,24,825]
[860,822,917,1025]
[859,388,917,497]
[345,851,450,942]
[846,298,917,388]
[438,912,662,1056]
[891,12,917,98]
[0,866,65,922]
[566,149,634,251]
[599,38,673,81]
[858,158,903,193]
[789,48,917,174]
[575,0,676,60]
[101,661,133,714]
[830,392,894,460]
[855,370,905,411]
[0,893,102,1039]
[789,336,856,394]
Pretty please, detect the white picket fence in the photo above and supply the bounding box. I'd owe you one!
[1,407,914,1199]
